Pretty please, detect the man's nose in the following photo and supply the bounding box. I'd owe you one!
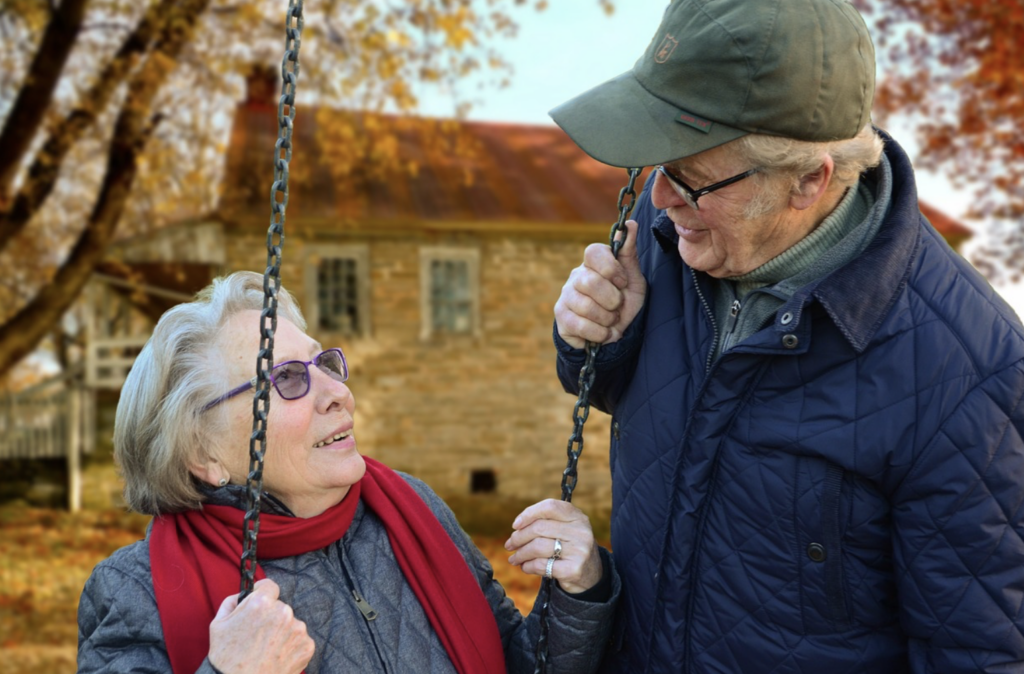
[651,170,687,210]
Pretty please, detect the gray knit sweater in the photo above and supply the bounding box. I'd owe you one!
[77,473,619,673]
[711,155,893,360]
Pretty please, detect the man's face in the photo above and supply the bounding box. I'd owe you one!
[651,143,797,278]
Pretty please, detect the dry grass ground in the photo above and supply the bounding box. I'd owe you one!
[0,502,547,674]
[0,506,152,674]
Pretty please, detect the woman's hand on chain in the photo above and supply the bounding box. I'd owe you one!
[504,499,602,594]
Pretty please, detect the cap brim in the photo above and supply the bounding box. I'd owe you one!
[549,71,749,168]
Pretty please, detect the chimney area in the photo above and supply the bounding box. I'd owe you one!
[245,65,279,110]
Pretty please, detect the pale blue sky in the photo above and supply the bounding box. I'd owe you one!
[417,3,667,126]
[416,1,970,222]
[415,2,1024,309]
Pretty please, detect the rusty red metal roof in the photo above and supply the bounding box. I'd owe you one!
[221,104,651,226]
[220,99,972,243]
[918,200,973,241]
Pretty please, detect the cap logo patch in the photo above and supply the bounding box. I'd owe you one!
[654,33,679,63]
[675,110,713,134]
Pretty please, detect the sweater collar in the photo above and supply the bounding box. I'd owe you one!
[731,179,872,294]
[651,130,922,353]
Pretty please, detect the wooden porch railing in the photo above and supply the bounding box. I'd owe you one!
[0,368,95,511]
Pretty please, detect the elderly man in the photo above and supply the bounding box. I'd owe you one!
[550,0,1024,672]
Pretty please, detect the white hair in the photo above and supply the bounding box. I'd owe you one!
[114,271,306,515]
[733,123,884,219]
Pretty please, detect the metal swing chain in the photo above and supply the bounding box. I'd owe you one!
[533,167,642,673]
[239,0,305,601]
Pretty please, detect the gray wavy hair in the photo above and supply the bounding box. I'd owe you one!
[734,123,884,218]
[114,271,306,515]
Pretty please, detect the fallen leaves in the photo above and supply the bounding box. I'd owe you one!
[0,504,150,656]
[0,502,556,674]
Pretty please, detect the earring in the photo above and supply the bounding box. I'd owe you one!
[218,478,228,487]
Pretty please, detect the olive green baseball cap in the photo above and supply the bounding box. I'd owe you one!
[550,0,875,168]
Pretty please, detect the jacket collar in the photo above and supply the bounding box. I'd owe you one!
[200,481,297,516]
[809,131,921,352]
[651,130,921,353]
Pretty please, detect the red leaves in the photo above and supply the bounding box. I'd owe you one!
[863,0,1024,276]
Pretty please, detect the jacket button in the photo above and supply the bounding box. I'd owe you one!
[807,542,827,562]
[780,311,794,325]
[612,421,620,440]
[782,334,799,349]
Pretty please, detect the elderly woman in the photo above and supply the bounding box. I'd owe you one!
[78,271,618,674]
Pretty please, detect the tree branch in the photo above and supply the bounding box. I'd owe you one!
[0,0,179,250]
[0,0,212,377]
[0,0,87,197]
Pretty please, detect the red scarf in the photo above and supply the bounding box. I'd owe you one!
[150,457,506,674]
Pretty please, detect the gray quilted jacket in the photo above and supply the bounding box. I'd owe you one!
[78,473,619,673]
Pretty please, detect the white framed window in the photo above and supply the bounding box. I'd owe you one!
[420,246,480,339]
[304,244,370,337]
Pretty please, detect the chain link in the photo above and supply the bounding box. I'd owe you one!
[236,0,634,649]
[533,167,641,673]
[239,0,304,601]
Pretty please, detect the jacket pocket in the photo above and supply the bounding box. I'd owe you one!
[608,418,624,486]
[798,458,851,630]
[820,462,851,624]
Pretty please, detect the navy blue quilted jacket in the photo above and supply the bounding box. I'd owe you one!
[555,135,1024,673]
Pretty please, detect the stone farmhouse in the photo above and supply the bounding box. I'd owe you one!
[0,72,973,516]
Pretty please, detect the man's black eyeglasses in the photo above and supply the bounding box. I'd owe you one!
[656,164,759,210]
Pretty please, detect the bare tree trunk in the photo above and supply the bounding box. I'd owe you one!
[0,0,88,196]
[0,0,211,378]
[0,0,179,249]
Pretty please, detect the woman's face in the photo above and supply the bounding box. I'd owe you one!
[211,310,364,517]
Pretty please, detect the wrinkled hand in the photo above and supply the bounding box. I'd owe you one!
[208,578,315,674]
[554,219,646,349]
[504,499,602,594]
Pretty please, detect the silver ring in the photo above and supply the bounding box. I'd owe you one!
[552,538,563,560]
[544,556,555,579]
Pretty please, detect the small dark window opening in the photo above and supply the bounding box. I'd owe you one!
[430,259,472,333]
[470,469,496,494]
[317,257,360,334]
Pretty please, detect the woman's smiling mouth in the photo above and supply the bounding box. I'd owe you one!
[313,429,352,448]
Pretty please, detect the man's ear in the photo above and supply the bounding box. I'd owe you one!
[789,155,835,211]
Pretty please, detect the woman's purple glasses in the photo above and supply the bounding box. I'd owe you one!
[202,348,348,411]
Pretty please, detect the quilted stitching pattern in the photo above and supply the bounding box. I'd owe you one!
[557,139,1024,674]
[77,475,620,673]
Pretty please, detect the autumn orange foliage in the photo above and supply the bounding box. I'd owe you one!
[855,0,1024,277]
[0,0,595,379]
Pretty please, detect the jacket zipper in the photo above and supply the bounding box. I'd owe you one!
[351,588,379,621]
[646,267,721,671]
[682,435,726,674]
[690,267,719,374]
[645,365,722,672]
[680,360,772,674]
[334,549,390,673]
